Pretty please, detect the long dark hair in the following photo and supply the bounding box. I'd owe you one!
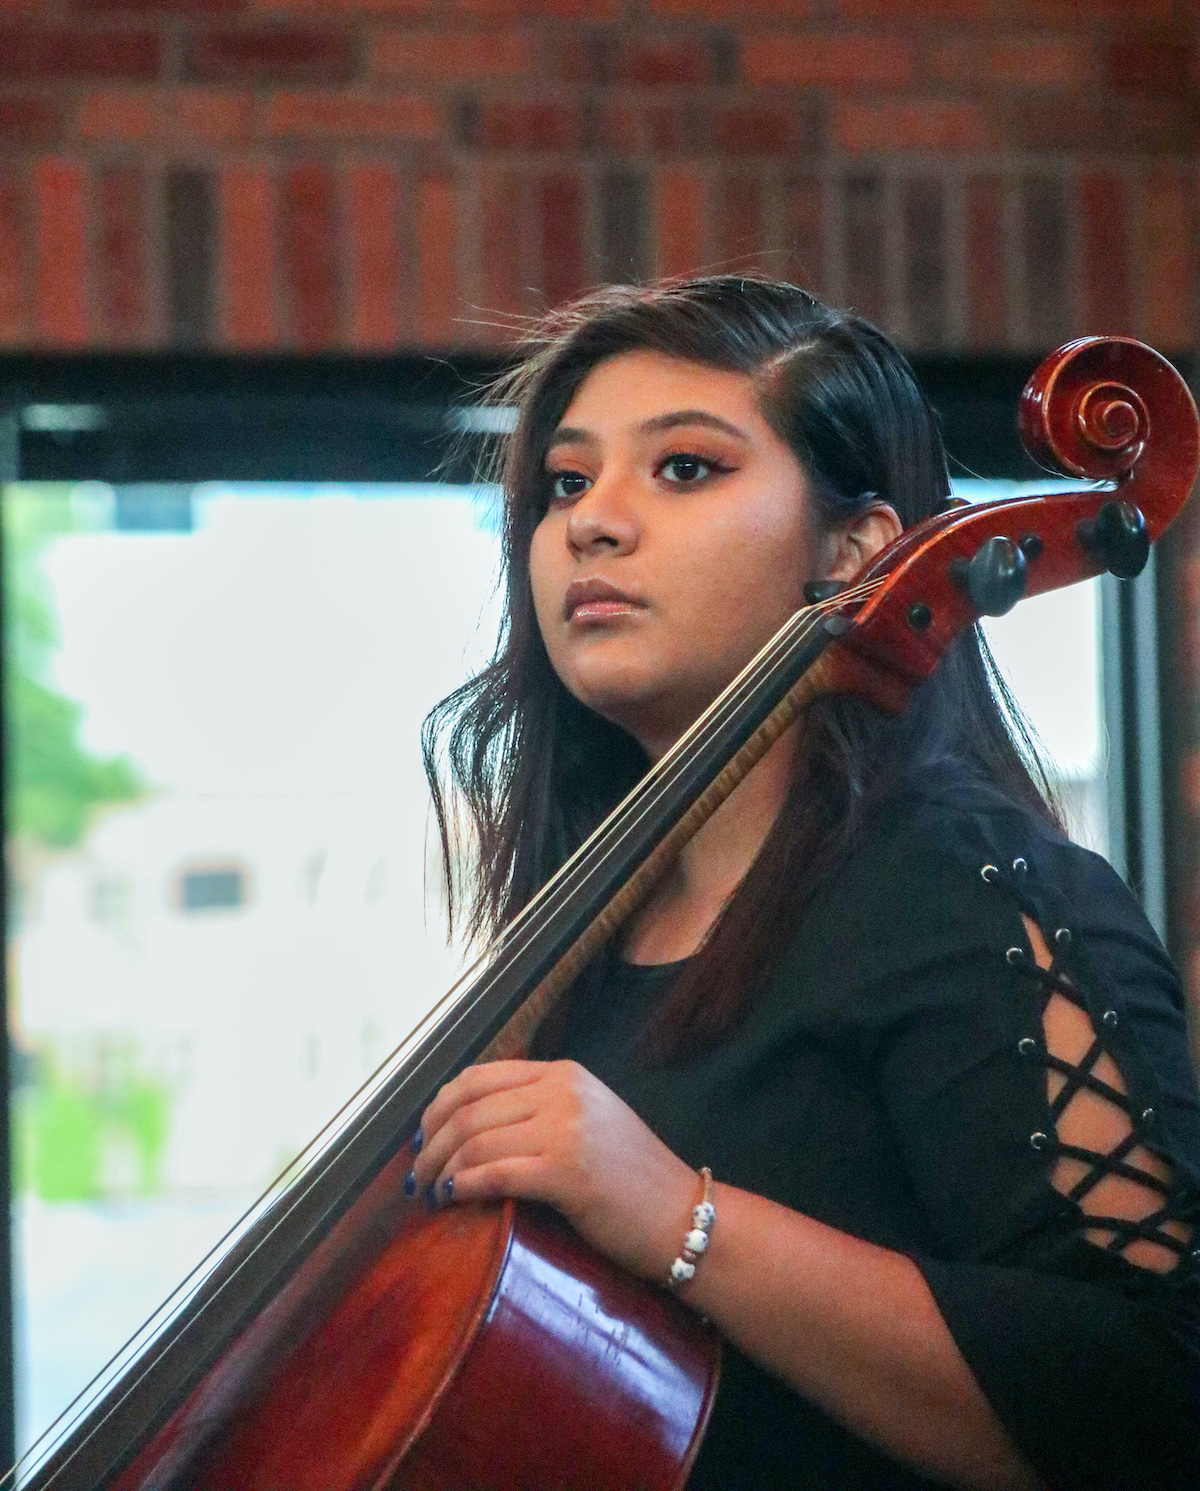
[423,276,1059,1062]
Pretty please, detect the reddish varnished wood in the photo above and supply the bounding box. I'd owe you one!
[114,1146,718,1491]
[829,336,1199,704]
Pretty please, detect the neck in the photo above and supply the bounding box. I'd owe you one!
[622,723,798,965]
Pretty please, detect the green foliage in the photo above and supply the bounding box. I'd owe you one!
[3,484,144,848]
[13,1058,171,1200]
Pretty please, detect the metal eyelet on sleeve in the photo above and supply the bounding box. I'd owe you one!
[999,904,1200,1274]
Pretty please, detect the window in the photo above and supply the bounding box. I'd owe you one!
[178,867,246,913]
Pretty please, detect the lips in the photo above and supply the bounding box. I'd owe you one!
[563,576,646,621]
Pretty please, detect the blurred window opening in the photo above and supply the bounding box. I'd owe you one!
[178,867,246,913]
[1,464,1114,1464]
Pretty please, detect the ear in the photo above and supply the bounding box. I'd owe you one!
[820,503,903,583]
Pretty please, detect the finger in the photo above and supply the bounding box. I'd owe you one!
[434,1113,547,1192]
[412,1087,539,1192]
[438,1154,553,1208]
[419,1060,544,1149]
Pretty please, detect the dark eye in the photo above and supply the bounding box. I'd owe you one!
[660,453,715,485]
[548,470,591,503]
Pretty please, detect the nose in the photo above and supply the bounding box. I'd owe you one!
[564,475,639,559]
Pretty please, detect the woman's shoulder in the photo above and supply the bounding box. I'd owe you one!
[847,762,1152,938]
[783,760,1180,1019]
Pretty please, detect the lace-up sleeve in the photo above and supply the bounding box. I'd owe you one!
[868,831,1200,1491]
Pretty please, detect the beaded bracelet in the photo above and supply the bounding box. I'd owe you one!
[668,1166,715,1287]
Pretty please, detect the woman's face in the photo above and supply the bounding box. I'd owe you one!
[528,350,823,759]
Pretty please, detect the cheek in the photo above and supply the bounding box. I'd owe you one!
[673,489,811,630]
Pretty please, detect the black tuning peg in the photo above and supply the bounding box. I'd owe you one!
[1076,499,1149,580]
[803,579,847,604]
[949,535,1027,616]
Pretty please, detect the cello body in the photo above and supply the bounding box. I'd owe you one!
[111,1145,720,1491]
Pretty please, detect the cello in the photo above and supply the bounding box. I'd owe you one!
[13,334,1199,1490]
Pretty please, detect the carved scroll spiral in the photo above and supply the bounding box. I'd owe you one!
[1017,336,1199,539]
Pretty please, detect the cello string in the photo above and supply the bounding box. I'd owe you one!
[13,580,882,1482]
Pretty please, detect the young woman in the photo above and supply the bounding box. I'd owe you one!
[410,277,1200,1490]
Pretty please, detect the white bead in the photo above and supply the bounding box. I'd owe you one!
[684,1228,709,1254]
[693,1201,716,1230]
[670,1257,696,1284]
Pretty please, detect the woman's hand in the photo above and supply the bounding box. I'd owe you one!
[406,1058,699,1282]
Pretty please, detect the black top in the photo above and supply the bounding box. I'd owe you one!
[536,771,1200,1490]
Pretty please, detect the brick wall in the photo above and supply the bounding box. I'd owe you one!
[0,0,1194,354]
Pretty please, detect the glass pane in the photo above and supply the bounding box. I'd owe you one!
[5,474,1110,1459]
[952,479,1107,856]
[5,481,501,1457]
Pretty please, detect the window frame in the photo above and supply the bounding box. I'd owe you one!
[0,348,1181,1472]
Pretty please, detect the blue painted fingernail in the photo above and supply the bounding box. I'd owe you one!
[424,1184,437,1210]
[403,1169,416,1197]
[412,1126,424,1154]
[442,1176,454,1201]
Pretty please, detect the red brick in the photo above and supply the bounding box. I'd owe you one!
[902,177,947,347]
[219,162,276,348]
[72,0,246,11]
[836,99,990,154]
[614,39,713,86]
[256,0,427,11]
[261,92,438,142]
[0,28,161,81]
[373,28,532,80]
[836,0,991,17]
[654,165,707,277]
[0,167,26,344]
[964,176,1007,349]
[415,172,456,346]
[1136,167,1195,351]
[714,103,818,156]
[539,171,584,307]
[480,166,525,320]
[189,26,356,83]
[653,0,812,15]
[998,94,1196,153]
[925,35,1094,89]
[592,100,642,155]
[78,88,253,145]
[33,157,89,347]
[1182,746,1200,814]
[784,173,824,296]
[1079,172,1134,337]
[1105,36,1193,95]
[346,161,403,351]
[717,173,772,275]
[742,34,915,89]
[455,0,621,16]
[0,94,61,144]
[1009,0,1172,21]
[97,167,148,346]
[280,162,340,351]
[480,101,583,151]
[843,172,886,325]
[642,102,707,154]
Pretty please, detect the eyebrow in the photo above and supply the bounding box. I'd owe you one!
[547,409,749,450]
